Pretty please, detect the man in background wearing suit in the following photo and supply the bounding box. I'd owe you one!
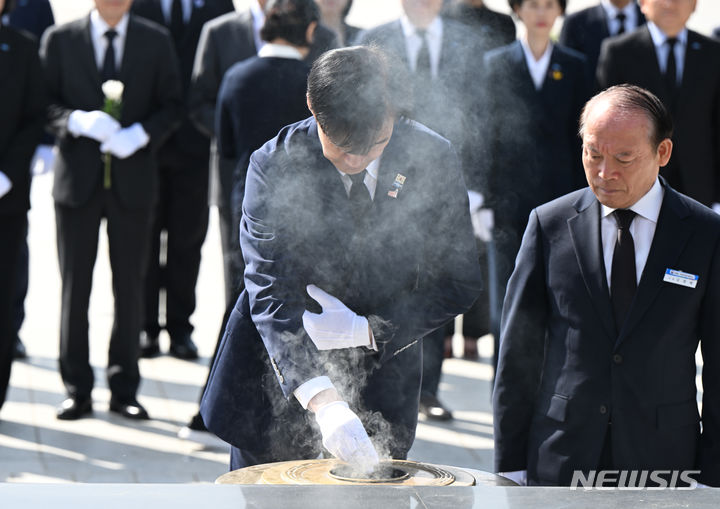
[442,0,516,49]
[200,46,482,469]
[0,0,46,417]
[131,0,234,361]
[356,0,486,422]
[41,0,182,420]
[560,0,646,75]
[189,0,337,316]
[3,0,54,362]
[596,0,720,209]
[493,85,720,487]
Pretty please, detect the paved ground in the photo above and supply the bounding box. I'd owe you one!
[3,0,716,485]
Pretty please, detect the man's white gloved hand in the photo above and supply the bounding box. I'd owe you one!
[302,284,371,350]
[100,123,149,159]
[499,470,527,486]
[314,400,379,474]
[30,144,57,176]
[67,110,120,143]
[471,207,494,242]
[712,203,720,215]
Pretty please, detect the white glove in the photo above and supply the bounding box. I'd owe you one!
[0,171,12,199]
[499,470,527,486]
[314,401,379,473]
[67,110,120,142]
[467,189,485,211]
[712,203,720,215]
[471,207,494,242]
[30,144,57,176]
[100,123,149,159]
[302,284,371,350]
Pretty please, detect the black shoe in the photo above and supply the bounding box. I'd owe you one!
[109,397,149,420]
[13,337,27,360]
[419,394,453,421]
[57,396,92,420]
[139,331,160,358]
[169,334,199,360]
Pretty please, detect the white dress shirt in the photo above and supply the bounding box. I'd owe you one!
[520,38,553,90]
[250,0,265,52]
[400,15,443,78]
[601,178,664,290]
[647,21,688,87]
[90,10,129,71]
[161,0,192,24]
[601,0,640,36]
[336,156,380,200]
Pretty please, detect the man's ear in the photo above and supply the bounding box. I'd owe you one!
[306,93,314,115]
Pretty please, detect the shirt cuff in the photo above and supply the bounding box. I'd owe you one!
[352,314,372,349]
[293,376,335,410]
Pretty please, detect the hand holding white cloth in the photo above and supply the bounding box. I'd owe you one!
[67,110,120,142]
[0,171,12,199]
[302,284,371,350]
[471,207,494,242]
[499,470,527,486]
[100,123,149,159]
[314,400,379,473]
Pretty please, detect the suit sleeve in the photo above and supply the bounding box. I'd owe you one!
[215,71,236,160]
[595,38,620,91]
[492,209,549,473]
[698,234,720,486]
[189,22,221,138]
[40,28,73,141]
[0,37,46,184]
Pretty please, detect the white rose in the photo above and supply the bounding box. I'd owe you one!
[102,80,124,102]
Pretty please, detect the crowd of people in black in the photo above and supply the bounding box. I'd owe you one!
[1,0,719,486]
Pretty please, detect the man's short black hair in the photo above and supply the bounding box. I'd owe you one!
[1,0,17,16]
[260,0,320,47]
[509,0,567,15]
[307,45,410,154]
[579,84,673,150]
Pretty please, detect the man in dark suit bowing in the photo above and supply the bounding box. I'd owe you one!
[40,0,183,420]
[596,0,720,210]
[130,0,234,360]
[355,0,487,422]
[560,1,646,76]
[493,85,720,487]
[200,46,482,470]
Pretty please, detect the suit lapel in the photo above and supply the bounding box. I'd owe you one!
[677,31,703,106]
[637,27,674,107]
[616,183,692,347]
[0,29,11,86]
[593,5,611,40]
[119,16,140,87]
[568,189,617,339]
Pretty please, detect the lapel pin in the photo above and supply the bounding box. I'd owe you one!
[0,43,10,52]
[550,64,563,81]
[387,173,406,198]
[663,268,698,288]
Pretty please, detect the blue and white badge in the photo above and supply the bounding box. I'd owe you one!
[663,268,699,288]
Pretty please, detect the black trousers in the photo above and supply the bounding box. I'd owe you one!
[0,213,25,410]
[143,154,209,339]
[55,189,152,401]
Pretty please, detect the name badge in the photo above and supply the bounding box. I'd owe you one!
[663,268,698,288]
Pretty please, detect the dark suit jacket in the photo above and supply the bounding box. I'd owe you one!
[5,0,54,38]
[441,3,516,50]
[201,117,482,458]
[40,14,183,210]
[189,9,338,207]
[131,0,233,161]
[493,180,720,486]
[0,25,46,215]
[216,55,310,204]
[597,26,720,207]
[355,18,487,183]
[483,41,590,232]
[559,2,646,76]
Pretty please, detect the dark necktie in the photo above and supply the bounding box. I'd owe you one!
[101,29,118,81]
[611,209,637,331]
[665,37,678,92]
[348,170,371,222]
[415,29,431,78]
[170,0,185,46]
[615,12,626,35]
